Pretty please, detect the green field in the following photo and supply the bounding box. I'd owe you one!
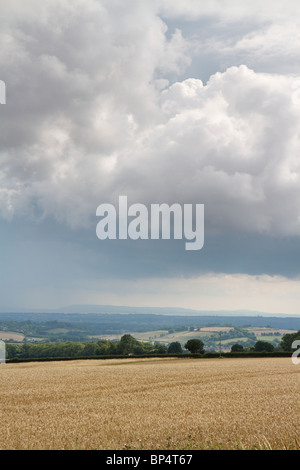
[131,329,212,344]
[127,326,292,352]
[0,313,297,353]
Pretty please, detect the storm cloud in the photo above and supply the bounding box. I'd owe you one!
[1,0,300,312]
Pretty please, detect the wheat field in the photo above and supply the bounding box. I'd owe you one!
[0,357,299,450]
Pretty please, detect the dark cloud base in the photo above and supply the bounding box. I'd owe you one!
[1,217,299,285]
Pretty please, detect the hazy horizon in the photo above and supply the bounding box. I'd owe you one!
[1,303,299,318]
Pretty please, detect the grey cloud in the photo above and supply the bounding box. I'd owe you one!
[1,1,300,239]
[114,67,300,237]
[1,1,300,311]
[158,0,300,22]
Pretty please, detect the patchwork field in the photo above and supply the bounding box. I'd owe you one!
[0,331,25,342]
[0,357,299,450]
[121,326,293,349]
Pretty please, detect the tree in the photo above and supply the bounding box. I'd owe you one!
[96,340,111,355]
[280,331,300,351]
[254,340,274,352]
[152,344,168,354]
[184,339,204,354]
[231,343,244,353]
[117,334,137,355]
[82,342,98,356]
[168,342,183,354]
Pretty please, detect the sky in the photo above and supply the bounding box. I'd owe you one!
[1,0,300,314]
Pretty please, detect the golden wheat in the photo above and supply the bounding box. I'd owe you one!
[0,357,299,450]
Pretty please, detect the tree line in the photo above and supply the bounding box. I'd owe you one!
[231,329,300,353]
[5,330,300,361]
[5,334,168,360]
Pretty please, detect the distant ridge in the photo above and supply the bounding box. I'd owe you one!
[2,304,298,317]
[54,304,300,317]
[0,310,300,331]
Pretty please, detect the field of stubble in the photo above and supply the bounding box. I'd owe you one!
[0,357,299,450]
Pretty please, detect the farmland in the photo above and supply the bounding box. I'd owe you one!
[1,311,298,353]
[0,325,293,352]
[122,326,293,351]
[0,357,299,450]
[0,331,24,342]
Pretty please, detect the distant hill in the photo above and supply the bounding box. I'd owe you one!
[0,309,299,332]
[24,303,300,318]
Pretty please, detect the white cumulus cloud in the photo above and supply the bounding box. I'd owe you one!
[0,0,300,238]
